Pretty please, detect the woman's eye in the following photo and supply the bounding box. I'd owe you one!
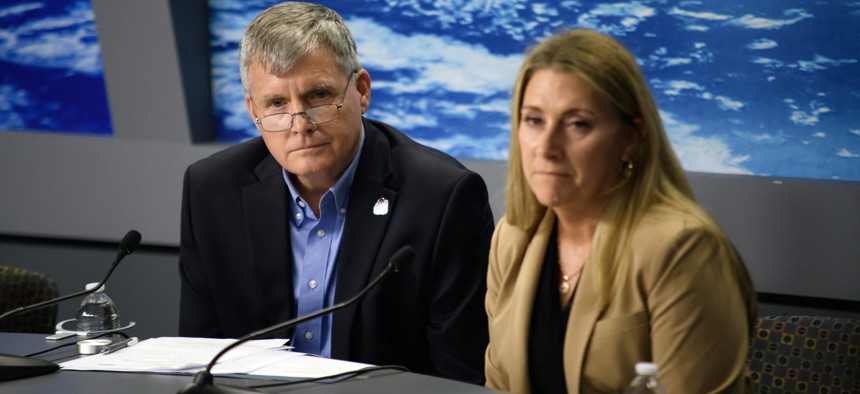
[568,120,591,130]
[523,115,543,126]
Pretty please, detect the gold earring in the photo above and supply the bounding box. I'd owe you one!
[621,160,634,179]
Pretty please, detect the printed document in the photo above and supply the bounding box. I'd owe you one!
[60,337,372,378]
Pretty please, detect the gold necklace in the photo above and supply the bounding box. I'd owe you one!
[558,266,584,294]
[559,274,572,294]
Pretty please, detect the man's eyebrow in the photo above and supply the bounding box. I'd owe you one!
[256,93,285,103]
[305,80,338,93]
[254,79,339,104]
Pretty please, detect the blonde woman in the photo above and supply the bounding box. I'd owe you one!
[485,29,757,393]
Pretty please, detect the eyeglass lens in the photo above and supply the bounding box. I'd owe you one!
[260,105,337,131]
[257,71,355,132]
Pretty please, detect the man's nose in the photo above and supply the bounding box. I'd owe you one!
[290,112,314,133]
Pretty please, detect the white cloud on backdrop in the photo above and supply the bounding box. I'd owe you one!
[731,9,813,30]
[351,18,522,95]
[661,111,751,174]
[0,83,28,129]
[576,2,656,36]
[748,39,778,50]
[0,1,102,75]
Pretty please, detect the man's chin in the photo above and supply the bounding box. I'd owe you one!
[285,161,338,180]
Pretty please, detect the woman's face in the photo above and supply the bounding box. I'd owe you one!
[518,68,640,212]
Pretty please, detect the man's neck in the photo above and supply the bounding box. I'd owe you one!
[289,174,335,218]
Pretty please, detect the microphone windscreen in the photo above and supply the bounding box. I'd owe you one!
[119,230,142,254]
[389,246,416,271]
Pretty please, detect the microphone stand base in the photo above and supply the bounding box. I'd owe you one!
[178,384,263,394]
[177,371,263,394]
[0,354,60,381]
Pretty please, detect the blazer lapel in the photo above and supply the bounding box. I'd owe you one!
[242,155,295,328]
[564,235,607,392]
[508,210,556,394]
[331,120,396,360]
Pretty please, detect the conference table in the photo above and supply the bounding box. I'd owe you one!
[0,332,500,393]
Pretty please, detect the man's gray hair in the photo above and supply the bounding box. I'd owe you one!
[239,2,361,96]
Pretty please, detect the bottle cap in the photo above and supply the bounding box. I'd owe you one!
[635,362,658,376]
[85,282,105,292]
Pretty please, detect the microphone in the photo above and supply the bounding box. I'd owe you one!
[178,245,416,394]
[0,230,142,382]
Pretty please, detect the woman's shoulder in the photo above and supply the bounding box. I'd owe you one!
[491,214,551,269]
[492,216,532,254]
[494,212,554,244]
[636,204,713,235]
[630,205,729,258]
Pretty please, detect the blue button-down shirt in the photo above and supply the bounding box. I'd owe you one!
[283,128,364,357]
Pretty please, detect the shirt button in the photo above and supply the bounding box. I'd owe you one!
[298,201,306,208]
[308,280,318,289]
[317,229,326,237]
[339,207,346,214]
[295,213,302,221]
[304,331,314,340]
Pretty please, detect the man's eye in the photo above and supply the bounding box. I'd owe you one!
[311,90,331,101]
[270,99,285,109]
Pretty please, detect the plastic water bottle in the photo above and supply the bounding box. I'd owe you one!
[75,282,120,331]
[624,362,668,394]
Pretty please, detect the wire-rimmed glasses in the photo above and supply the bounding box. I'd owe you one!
[253,71,355,132]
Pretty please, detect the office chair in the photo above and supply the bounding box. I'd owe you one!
[0,266,59,333]
[747,315,860,394]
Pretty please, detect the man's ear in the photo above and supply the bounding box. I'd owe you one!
[245,94,262,132]
[355,69,371,114]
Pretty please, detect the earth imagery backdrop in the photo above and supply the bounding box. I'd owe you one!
[210,0,860,182]
[1,1,858,182]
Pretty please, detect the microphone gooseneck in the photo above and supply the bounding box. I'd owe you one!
[0,230,142,382]
[178,246,416,394]
[0,229,142,323]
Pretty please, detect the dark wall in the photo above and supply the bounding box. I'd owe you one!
[0,237,181,338]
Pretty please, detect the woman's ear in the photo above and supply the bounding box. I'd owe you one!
[622,117,648,160]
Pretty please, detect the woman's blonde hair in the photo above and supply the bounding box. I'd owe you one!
[506,29,755,317]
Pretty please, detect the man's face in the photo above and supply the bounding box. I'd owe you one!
[245,48,370,193]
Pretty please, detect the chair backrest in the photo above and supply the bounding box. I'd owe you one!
[747,315,860,394]
[0,265,59,333]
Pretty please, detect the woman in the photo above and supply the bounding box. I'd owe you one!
[485,29,757,393]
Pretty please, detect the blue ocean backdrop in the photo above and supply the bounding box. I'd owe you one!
[2,1,858,182]
[0,0,112,136]
[210,0,860,182]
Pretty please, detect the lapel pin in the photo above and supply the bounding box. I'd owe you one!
[373,197,389,216]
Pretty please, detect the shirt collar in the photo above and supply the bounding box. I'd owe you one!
[283,125,365,221]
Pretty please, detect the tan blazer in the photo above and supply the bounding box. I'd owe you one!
[485,208,754,393]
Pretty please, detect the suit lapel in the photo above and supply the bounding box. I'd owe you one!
[243,155,295,328]
[508,210,556,394]
[331,120,395,360]
[564,232,607,392]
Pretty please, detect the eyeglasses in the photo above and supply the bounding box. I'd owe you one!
[254,72,355,132]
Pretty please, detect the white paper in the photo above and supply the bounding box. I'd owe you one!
[59,337,371,378]
[254,354,374,378]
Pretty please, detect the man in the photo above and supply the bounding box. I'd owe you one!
[178,2,493,384]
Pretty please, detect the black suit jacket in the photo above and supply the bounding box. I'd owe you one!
[178,118,494,383]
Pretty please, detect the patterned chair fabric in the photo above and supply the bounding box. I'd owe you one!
[747,315,860,394]
[0,265,59,333]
